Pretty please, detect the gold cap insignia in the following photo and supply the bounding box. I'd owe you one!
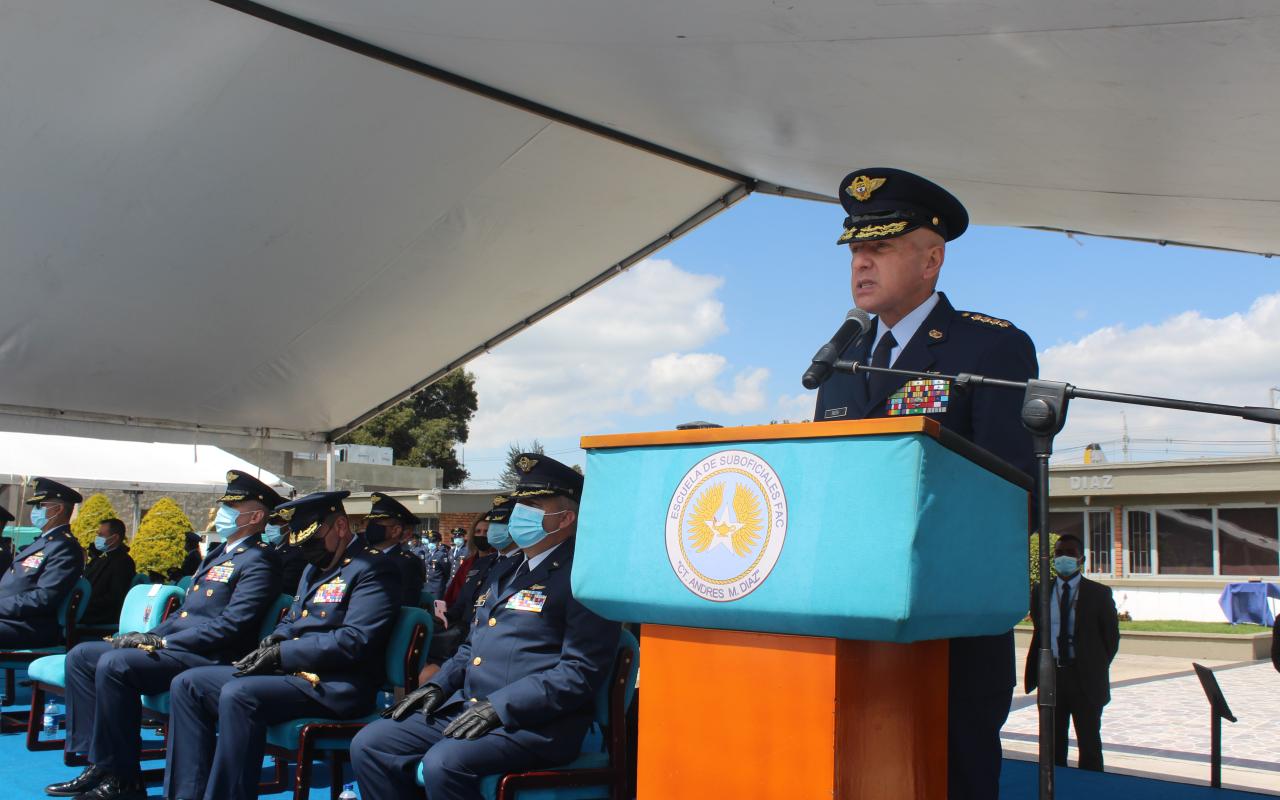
[492,495,508,507]
[226,471,237,482]
[516,456,538,474]
[931,216,940,226]
[846,175,886,202]
[838,227,856,243]
[276,507,296,521]
[929,329,943,339]
[855,221,909,239]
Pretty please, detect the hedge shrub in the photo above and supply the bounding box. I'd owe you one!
[71,493,118,548]
[132,498,192,577]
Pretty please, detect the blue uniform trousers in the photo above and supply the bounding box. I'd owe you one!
[351,706,560,800]
[64,641,217,777]
[164,666,348,800]
[0,616,59,648]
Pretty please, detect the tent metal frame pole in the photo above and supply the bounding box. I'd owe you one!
[325,443,336,491]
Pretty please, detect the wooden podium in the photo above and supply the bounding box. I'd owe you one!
[574,419,1030,800]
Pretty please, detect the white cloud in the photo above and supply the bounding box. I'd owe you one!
[1042,293,1280,462]
[774,391,816,423]
[465,259,768,448]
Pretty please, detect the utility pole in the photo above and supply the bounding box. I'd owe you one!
[1270,388,1280,456]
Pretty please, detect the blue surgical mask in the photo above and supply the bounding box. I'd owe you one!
[508,504,567,549]
[94,535,108,551]
[487,522,512,550]
[453,538,464,547]
[213,504,244,538]
[1053,555,1081,577]
[29,506,48,530]
[364,522,388,547]
[263,524,283,546]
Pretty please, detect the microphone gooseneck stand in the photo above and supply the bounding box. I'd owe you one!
[828,359,1280,800]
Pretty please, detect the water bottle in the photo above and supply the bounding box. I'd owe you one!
[42,699,57,737]
[338,783,359,800]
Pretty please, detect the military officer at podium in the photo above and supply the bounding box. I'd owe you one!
[363,492,427,607]
[0,478,85,648]
[814,169,1038,799]
[164,490,398,800]
[49,470,284,800]
[350,455,620,800]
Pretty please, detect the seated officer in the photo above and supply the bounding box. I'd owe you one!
[427,497,509,667]
[363,492,427,607]
[351,455,621,800]
[49,471,283,800]
[164,491,399,800]
[0,478,85,648]
[79,518,137,630]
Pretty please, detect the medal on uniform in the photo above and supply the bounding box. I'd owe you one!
[312,577,347,603]
[506,589,547,613]
[206,563,235,583]
[886,379,950,416]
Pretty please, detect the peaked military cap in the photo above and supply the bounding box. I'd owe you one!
[26,477,83,506]
[0,505,13,526]
[835,168,969,245]
[484,495,515,524]
[508,453,584,503]
[274,491,350,546]
[218,470,285,509]
[366,492,418,526]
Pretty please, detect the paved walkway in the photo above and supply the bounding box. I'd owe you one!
[1003,655,1280,795]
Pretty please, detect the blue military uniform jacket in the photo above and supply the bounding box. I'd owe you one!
[151,533,282,662]
[430,539,621,760]
[384,542,426,608]
[814,292,1037,698]
[0,524,85,644]
[270,538,399,713]
[425,544,452,601]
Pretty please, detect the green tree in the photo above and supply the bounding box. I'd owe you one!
[342,369,478,487]
[132,498,192,578]
[499,440,546,489]
[71,493,119,548]
[1028,532,1062,586]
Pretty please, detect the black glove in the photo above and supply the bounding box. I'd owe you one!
[113,632,164,650]
[381,683,445,722]
[232,642,282,676]
[442,700,501,740]
[259,632,286,649]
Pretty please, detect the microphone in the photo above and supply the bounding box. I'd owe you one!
[801,308,872,390]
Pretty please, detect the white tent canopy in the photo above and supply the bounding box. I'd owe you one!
[0,432,288,495]
[1,1,1277,450]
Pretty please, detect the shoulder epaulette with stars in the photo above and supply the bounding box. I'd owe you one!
[958,311,1014,329]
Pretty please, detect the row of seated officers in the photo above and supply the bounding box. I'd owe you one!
[0,457,616,800]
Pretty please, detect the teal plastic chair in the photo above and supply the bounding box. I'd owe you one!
[130,573,151,588]
[416,629,640,800]
[0,577,92,738]
[418,588,435,609]
[175,575,193,592]
[140,592,294,718]
[263,606,433,800]
[26,582,183,755]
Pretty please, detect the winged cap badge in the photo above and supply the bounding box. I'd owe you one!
[516,456,538,474]
[846,175,887,202]
[275,507,296,521]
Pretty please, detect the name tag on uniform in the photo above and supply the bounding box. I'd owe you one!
[823,407,848,419]
[21,552,45,570]
[506,589,547,613]
[206,563,235,583]
[887,379,950,416]
[312,577,347,604]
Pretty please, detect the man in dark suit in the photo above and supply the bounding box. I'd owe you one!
[363,492,427,607]
[0,478,85,648]
[80,518,137,629]
[50,471,283,800]
[1025,534,1119,771]
[352,455,621,800]
[813,169,1038,799]
[164,490,398,800]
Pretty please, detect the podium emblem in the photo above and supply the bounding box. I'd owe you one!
[665,449,788,603]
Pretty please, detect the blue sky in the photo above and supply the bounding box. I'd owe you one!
[460,193,1280,486]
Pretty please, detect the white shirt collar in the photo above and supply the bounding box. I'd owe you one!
[522,540,566,573]
[871,291,940,367]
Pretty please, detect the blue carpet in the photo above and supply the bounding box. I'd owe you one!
[1000,757,1268,798]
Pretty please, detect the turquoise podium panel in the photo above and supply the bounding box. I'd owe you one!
[573,423,1030,642]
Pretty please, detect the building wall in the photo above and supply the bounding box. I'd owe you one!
[439,511,485,537]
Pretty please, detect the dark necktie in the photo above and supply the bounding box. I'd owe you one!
[1057,581,1072,665]
[504,560,530,592]
[867,330,898,402]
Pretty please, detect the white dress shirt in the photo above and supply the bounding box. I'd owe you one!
[869,291,940,366]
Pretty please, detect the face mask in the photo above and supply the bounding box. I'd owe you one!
[94,536,108,551]
[300,528,334,567]
[263,524,283,546]
[509,504,567,549]
[1053,555,1081,577]
[364,522,388,547]
[29,506,48,530]
[214,504,245,538]
[487,522,512,550]
[453,538,464,547]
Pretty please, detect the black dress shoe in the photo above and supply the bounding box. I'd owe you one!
[73,774,147,800]
[45,765,106,797]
